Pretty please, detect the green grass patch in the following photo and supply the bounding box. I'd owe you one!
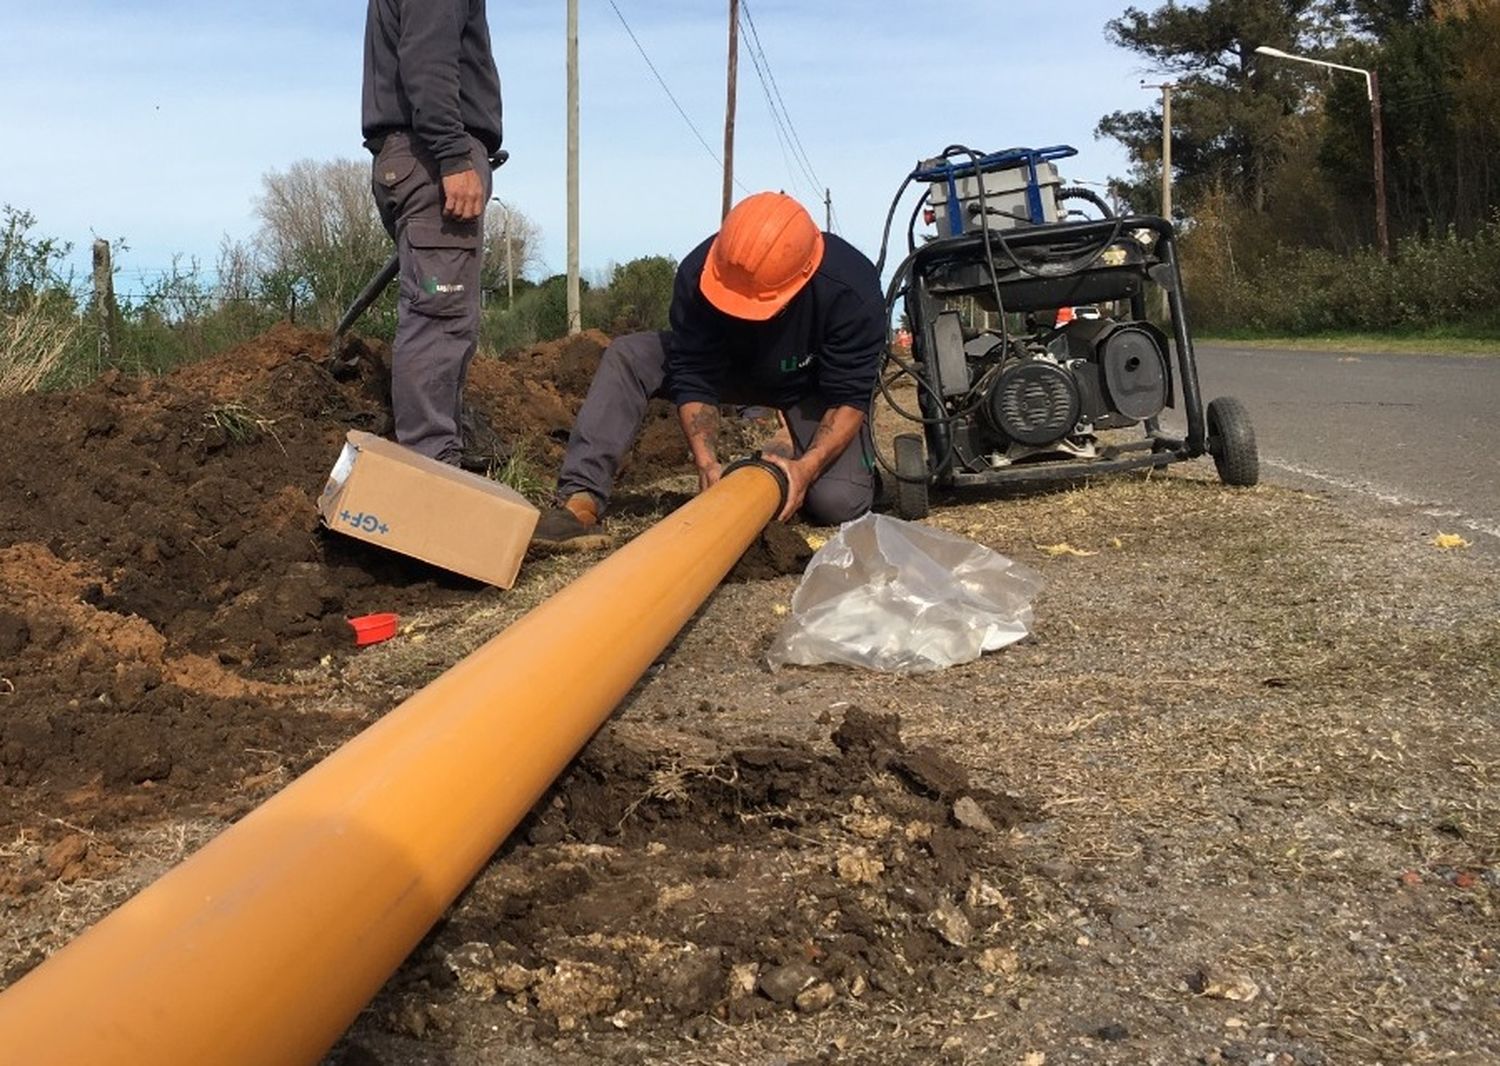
[484,439,552,506]
[1198,328,1500,357]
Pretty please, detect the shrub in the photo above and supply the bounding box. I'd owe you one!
[1182,213,1500,335]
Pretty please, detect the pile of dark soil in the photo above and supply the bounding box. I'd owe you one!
[466,330,694,488]
[350,708,1028,1055]
[0,324,789,849]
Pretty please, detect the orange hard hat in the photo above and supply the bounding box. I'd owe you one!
[699,192,825,320]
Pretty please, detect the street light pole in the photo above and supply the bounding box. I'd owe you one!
[504,205,515,309]
[490,198,517,310]
[1255,45,1390,258]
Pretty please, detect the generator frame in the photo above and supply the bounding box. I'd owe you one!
[899,213,1208,490]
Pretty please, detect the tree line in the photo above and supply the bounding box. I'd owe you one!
[0,160,678,396]
[1100,0,1500,335]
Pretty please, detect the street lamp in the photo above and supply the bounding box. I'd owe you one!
[1255,44,1389,258]
[490,196,515,309]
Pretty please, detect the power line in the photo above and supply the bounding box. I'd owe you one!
[731,0,810,197]
[738,1,826,196]
[604,0,749,193]
[738,31,809,198]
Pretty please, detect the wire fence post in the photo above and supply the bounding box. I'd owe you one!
[91,239,118,370]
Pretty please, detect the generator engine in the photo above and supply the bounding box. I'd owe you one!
[924,309,1173,470]
[877,139,1258,517]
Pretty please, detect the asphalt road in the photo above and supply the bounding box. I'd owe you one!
[1184,345,1500,549]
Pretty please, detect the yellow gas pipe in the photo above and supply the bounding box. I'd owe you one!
[0,461,785,1066]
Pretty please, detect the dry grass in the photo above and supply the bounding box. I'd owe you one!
[2,815,226,978]
[7,455,1497,1064]
[281,464,1500,1063]
[0,299,78,397]
[202,401,282,449]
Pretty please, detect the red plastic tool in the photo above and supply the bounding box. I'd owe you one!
[348,613,399,647]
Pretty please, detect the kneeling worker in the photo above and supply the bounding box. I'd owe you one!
[534,192,885,551]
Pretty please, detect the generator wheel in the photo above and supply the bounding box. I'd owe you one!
[1207,396,1259,487]
[892,433,930,520]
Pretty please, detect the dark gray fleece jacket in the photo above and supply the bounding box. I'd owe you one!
[362,0,503,174]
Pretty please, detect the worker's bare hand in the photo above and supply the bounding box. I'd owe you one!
[696,459,723,495]
[442,168,486,220]
[761,453,810,522]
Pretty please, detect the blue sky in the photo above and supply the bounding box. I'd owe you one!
[1,1,1152,293]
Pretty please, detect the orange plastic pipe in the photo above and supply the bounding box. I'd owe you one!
[0,463,784,1066]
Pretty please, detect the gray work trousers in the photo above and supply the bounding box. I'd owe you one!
[557,331,876,525]
[371,131,492,464]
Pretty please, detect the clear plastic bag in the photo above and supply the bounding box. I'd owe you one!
[767,514,1041,673]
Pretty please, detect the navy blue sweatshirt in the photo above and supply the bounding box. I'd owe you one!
[363,0,503,174]
[665,234,885,413]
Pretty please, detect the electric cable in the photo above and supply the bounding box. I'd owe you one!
[1057,186,1114,219]
[868,144,1130,485]
[739,0,826,195]
[735,5,817,200]
[604,0,749,193]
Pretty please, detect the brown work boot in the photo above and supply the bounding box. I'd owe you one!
[531,493,613,553]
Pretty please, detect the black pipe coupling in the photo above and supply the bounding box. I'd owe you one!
[722,452,790,515]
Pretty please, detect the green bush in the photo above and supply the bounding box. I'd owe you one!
[1183,214,1500,336]
[585,255,676,334]
[480,275,582,354]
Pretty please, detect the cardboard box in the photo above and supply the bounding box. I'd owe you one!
[317,431,539,588]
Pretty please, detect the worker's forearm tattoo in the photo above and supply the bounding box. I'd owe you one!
[807,413,838,452]
[687,405,720,449]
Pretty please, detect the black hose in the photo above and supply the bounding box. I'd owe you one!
[869,146,1129,486]
[868,144,1017,484]
[874,170,919,277]
[1057,185,1114,219]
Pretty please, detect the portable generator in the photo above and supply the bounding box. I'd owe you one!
[873,144,1258,519]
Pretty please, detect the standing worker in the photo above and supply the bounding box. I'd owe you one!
[533,192,885,551]
[363,0,503,464]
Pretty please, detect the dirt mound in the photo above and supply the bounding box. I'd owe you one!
[0,324,803,844]
[465,329,692,487]
[356,709,1030,1051]
[0,325,434,679]
[729,522,815,581]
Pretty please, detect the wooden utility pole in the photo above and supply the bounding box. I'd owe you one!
[91,239,118,366]
[566,0,581,334]
[1143,82,1175,323]
[1369,69,1390,259]
[824,188,832,231]
[1161,85,1173,223]
[721,0,739,220]
[1143,82,1174,224]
